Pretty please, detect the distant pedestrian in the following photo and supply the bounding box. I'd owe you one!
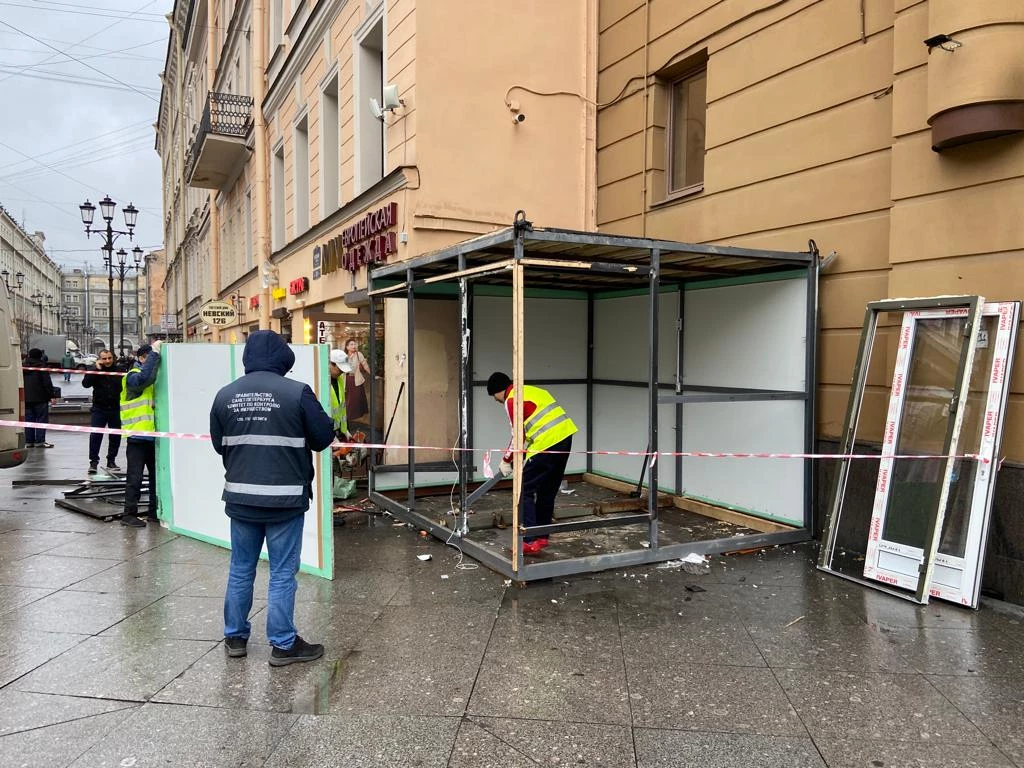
[61,351,75,382]
[81,349,124,475]
[210,330,335,666]
[23,348,56,448]
[119,341,162,528]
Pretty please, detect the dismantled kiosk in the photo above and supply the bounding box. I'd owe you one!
[366,218,820,580]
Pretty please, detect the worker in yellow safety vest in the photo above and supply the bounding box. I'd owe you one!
[119,340,163,528]
[487,371,578,555]
[328,349,352,439]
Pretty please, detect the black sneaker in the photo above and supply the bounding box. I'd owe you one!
[120,514,145,528]
[88,462,98,475]
[224,636,248,658]
[269,635,324,667]
[106,461,120,471]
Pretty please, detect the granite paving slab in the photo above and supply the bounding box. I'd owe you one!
[0,690,137,736]
[0,709,130,768]
[67,702,298,768]
[813,737,1017,768]
[12,589,160,635]
[12,635,217,701]
[633,728,827,768]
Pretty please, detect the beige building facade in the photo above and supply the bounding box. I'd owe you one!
[595,0,1024,456]
[157,0,597,453]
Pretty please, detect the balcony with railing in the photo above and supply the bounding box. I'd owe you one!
[186,92,254,190]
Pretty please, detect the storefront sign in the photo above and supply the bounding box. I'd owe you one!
[249,295,260,310]
[313,202,398,278]
[272,287,287,301]
[198,300,237,327]
[288,277,309,295]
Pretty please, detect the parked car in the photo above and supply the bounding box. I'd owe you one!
[0,285,27,468]
[73,353,97,370]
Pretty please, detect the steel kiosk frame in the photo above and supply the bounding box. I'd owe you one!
[366,219,820,581]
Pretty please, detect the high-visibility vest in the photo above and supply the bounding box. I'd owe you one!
[506,385,578,459]
[120,365,156,434]
[329,376,347,435]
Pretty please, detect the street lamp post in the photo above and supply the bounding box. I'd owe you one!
[2,271,26,349]
[29,292,51,336]
[79,196,138,353]
[106,247,142,357]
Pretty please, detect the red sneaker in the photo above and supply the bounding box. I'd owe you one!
[521,538,550,555]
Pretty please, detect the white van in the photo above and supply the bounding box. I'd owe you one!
[0,283,27,468]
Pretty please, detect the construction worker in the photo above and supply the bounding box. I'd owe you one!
[119,341,162,528]
[328,349,352,439]
[487,372,578,554]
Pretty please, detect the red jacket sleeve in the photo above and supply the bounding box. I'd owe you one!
[503,394,537,461]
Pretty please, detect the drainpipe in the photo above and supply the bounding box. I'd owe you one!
[252,0,271,331]
[207,0,221,341]
[640,0,650,237]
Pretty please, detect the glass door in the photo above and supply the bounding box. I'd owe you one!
[862,304,986,600]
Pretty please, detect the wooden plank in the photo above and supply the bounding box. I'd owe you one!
[582,472,672,502]
[672,496,796,534]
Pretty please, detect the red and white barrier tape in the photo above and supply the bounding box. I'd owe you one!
[0,419,990,462]
[24,366,125,376]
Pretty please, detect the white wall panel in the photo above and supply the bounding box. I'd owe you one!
[681,399,805,525]
[593,291,679,384]
[682,277,807,391]
[471,295,588,380]
[591,384,676,489]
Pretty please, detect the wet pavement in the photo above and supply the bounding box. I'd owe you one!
[1,434,1023,767]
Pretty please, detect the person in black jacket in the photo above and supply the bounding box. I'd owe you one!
[81,349,125,475]
[23,348,56,448]
[210,330,335,667]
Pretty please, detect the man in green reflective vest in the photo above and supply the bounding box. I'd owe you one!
[328,349,352,439]
[119,341,163,528]
[487,372,578,555]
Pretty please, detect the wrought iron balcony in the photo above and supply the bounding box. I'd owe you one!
[186,91,254,190]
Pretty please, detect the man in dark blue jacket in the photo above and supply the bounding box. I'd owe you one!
[210,330,335,667]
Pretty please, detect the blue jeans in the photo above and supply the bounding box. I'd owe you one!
[224,514,305,649]
[25,402,49,444]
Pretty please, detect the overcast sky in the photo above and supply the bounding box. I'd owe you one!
[0,0,171,274]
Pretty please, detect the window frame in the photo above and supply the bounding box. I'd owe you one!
[665,64,707,200]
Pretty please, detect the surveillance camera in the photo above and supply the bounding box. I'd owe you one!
[512,112,526,124]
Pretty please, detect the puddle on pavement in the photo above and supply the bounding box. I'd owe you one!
[288,650,360,715]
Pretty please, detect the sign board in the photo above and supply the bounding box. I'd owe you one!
[314,202,398,278]
[199,301,237,326]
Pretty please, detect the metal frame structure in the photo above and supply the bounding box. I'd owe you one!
[366,218,819,580]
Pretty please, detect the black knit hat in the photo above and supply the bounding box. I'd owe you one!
[486,372,512,396]
[136,343,153,356]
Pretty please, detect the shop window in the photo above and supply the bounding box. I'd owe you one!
[668,68,706,195]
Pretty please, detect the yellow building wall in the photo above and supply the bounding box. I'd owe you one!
[596,0,1024,460]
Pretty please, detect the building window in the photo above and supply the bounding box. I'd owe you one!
[270,0,284,51]
[294,114,310,233]
[356,12,384,193]
[321,73,340,216]
[272,143,285,250]
[667,68,707,195]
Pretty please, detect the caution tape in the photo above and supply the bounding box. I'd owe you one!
[0,419,990,463]
[23,366,125,376]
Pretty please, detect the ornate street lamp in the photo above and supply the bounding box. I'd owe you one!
[80,196,138,352]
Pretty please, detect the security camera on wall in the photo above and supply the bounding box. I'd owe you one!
[382,84,403,110]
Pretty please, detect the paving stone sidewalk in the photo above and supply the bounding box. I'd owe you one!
[1,433,1022,767]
